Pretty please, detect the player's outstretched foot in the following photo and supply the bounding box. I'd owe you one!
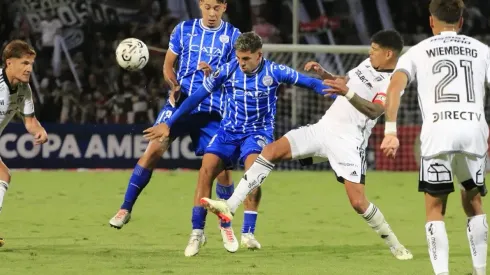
[109,209,131,229]
[184,229,206,257]
[0,237,4,247]
[241,233,261,250]
[390,245,413,260]
[220,226,239,253]
[200,198,234,222]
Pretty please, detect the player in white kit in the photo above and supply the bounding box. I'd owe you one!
[200,30,413,260]
[0,40,48,247]
[381,1,489,274]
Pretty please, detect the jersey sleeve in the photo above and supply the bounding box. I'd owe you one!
[20,86,35,116]
[271,64,299,84]
[168,22,184,56]
[203,62,234,93]
[486,48,490,85]
[394,48,416,83]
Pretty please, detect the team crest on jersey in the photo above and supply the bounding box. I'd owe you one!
[17,95,24,103]
[212,69,221,78]
[219,35,229,43]
[374,75,384,82]
[262,75,273,86]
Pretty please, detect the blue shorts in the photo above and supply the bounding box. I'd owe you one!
[154,97,221,157]
[205,128,274,169]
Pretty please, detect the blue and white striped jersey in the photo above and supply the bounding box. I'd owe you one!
[169,19,240,115]
[203,59,309,133]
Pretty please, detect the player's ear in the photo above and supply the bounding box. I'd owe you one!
[429,16,434,29]
[222,3,227,12]
[458,17,464,30]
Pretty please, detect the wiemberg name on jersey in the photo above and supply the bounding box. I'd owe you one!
[426,46,478,58]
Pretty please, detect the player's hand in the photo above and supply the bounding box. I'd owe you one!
[34,128,48,145]
[380,134,399,159]
[322,79,348,97]
[143,123,170,142]
[169,84,181,108]
[198,61,213,77]
[304,61,324,75]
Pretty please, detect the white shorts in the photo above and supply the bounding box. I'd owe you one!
[419,153,487,196]
[284,123,366,184]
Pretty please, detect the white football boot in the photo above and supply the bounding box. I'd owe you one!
[390,245,413,260]
[219,225,239,253]
[109,209,131,229]
[200,198,233,222]
[241,233,261,250]
[184,229,207,257]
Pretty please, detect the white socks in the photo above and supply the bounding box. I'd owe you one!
[467,214,488,275]
[361,203,401,248]
[426,221,449,275]
[0,181,8,213]
[226,155,274,213]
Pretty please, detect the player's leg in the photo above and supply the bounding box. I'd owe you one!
[185,129,239,256]
[240,154,263,249]
[419,155,454,275]
[454,154,487,275]
[0,159,11,247]
[109,103,180,229]
[189,115,239,252]
[327,143,412,260]
[201,124,320,221]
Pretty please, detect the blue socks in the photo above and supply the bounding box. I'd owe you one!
[192,206,207,229]
[216,182,234,227]
[242,211,258,234]
[121,164,153,212]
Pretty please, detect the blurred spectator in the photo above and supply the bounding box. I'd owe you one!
[39,11,62,67]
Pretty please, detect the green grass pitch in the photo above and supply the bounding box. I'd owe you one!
[0,171,483,274]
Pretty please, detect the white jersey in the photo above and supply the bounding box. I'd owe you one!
[320,58,396,148]
[0,69,35,133]
[395,31,490,158]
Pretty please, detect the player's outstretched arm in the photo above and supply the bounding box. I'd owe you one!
[323,78,384,119]
[384,71,408,132]
[274,64,333,97]
[304,61,344,80]
[24,115,48,145]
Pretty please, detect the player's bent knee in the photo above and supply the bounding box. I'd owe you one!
[461,188,484,217]
[138,139,170,168]
[261,137,292,163]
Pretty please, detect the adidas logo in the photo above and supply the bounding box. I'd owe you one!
[350,171,358,176]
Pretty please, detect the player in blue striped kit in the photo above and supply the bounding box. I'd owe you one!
[144,32,333,256]
[109,0,247,255]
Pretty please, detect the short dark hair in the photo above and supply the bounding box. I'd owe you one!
[234,32,263,53]
[429,0,465,24]
[200,0,227,4]
[371,30,404,56]
[2,40,36,68]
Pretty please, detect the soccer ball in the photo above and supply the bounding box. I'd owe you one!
[115,38,149,71]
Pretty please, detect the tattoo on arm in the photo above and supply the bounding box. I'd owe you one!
[348,93,384,120]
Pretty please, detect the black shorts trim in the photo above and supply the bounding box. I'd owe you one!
[461,179,488,197]
[418,181,454,195]
[335,171,366,185]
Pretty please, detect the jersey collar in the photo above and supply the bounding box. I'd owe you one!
[375,68,394,73]
[2,70,17,94]
[199,19,224,32]
[439,31,457,36]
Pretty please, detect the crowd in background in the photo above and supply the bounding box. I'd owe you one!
[1,0,490,128]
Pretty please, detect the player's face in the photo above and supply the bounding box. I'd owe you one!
[236,50,263,73]
[369,43,390,69]
[6,55,35,84]
[200,0,227,28]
